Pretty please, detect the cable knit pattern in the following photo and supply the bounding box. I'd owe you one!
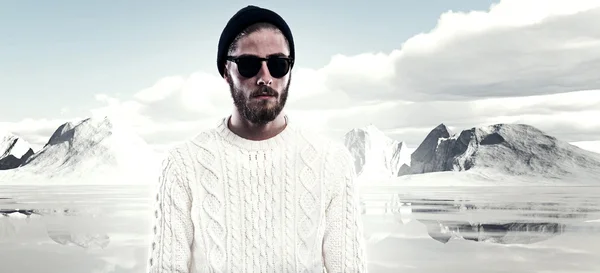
[322,143,368,273]
[283,143,297,272]
[148,148,194,273]
[192,133,227,270]
[147,115,368,273]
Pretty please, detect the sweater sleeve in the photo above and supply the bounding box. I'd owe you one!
[147,152,194,273]
[322,144,368,272]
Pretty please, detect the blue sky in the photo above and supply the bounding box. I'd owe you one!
[1,0,496,120]
[1,0,600,153]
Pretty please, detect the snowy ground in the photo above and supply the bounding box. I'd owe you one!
[1,184,600,273]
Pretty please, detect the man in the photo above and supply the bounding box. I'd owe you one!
[147,5,367,273]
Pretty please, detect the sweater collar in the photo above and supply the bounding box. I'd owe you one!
[216,115,294,151]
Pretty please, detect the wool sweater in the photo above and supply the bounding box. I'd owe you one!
[147,116,368,273]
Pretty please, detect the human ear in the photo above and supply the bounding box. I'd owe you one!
[223,63,231,84]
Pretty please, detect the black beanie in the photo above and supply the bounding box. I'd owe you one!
[217,5,295,78]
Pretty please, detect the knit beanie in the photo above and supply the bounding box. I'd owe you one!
[217,5,295,78]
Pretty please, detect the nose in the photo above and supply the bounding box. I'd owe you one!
[256,60,272,85]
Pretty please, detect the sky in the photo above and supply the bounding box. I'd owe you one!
[1,0,600,153]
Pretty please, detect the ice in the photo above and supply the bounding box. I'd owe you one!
[0,183,599,273]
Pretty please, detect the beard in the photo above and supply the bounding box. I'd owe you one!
[227,71,290,125]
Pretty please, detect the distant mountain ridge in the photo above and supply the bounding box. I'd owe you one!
[408,123,600,179]
[0,116,160,184]
[2,116,599,185]
[343,122,600,184]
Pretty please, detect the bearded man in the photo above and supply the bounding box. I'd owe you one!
[148,5,368,273]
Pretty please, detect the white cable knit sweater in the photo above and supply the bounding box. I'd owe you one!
[147,116,368,273]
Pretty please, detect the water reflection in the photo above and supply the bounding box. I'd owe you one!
[1,206,111,248]
[421,220,566,244]
[362,186,600,246]
[0,185,599,273]
[388,197,575,245]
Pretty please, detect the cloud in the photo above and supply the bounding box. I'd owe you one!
[87,73,234,150]
[323,89,600,145]
[572,141,600,154]
[271,0,600,109]
[391,6,600,101]
[4,0,600,153]
[132,72,234,121]
[95,72,232,124]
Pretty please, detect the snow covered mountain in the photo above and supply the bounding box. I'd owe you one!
[0,132,34,170]
[0,116,161,185]
[408,123,453,174]
[404,123,600,182]
[344,125,412,179]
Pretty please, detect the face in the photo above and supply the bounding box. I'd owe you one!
[224,28,292,125]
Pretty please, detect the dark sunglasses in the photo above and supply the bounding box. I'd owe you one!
[226,55,294,78]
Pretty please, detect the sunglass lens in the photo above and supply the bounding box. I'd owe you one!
[236,57,262,78]
[267,58,290,78]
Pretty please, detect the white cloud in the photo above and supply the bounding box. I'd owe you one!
[132,75,185,103]
[283,0,600,105]
[4,0,600,154]
[572,141,600,154]
[323,90,600,145]
[394,6,600,100]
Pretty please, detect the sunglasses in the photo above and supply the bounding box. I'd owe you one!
[226,55,294,78]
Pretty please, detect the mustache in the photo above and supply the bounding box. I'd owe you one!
[250,86,278,97]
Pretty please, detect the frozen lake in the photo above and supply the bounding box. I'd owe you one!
[1,184,600,273]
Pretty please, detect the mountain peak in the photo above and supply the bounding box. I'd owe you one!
[349,123,382,135]
[364,123,379,130]
[433,123,450,132]
[0,132,34,170]
[407,122,600,180]
[11,116,160,184]
[45,116,116,148]
[411,123,453,165]
[344,125,412,179]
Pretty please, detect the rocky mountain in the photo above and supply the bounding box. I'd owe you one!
[344,125,412,179]
[0,116,160,184]
[0,132,34,170]
[405,123,600,180]
[409,123,453,174]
